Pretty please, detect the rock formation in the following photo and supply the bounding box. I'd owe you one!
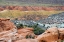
[36,27,59,42]
[18,28,35,37]
[0,6,64,11]
[36,27,64,42]
[0,18,16,32]
[0,19,64,42]
[14,27,64,42]
[0,19,35,42]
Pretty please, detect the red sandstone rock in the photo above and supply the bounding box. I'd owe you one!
[36,27,64,42]
[17,28,35,37]
[0,19,64,42]
[36,27,58,42]
[0,18,16,32]
[0,6,64,11]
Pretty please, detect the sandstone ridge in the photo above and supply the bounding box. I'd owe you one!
[0,6,64,11]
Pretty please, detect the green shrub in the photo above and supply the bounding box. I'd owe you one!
[16,24,24,29]
[32,24,45,35]
[33,27,45,35]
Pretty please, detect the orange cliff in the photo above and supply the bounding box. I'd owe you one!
[0,6,64,11]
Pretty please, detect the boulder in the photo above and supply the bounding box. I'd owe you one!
[36,27,59,42]
[36,27,64,42]
[18,28,35,38]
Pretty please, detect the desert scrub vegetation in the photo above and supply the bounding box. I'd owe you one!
[16,23,24,29]
[0,10,64,18]
[27,23,45,35]
[32,24,45,35]
[15,22,45,35]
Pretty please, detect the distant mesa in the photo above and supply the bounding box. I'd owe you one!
[0,6,64,11]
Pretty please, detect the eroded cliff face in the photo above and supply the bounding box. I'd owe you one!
[0,6,64,11]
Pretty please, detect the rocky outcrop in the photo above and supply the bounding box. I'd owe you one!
[0,18,17,42]
[0,6,64,11]
[36,27,59,42]
[17,28,35,38]
[0,19,35,42]
[0,18,34,42]
[13,27,64,42]
[0,18,16,32]
[0,19,64,42]
[36,27,64,42]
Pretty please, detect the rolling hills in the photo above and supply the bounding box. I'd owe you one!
[0,0,64,6]
[3,0,64,4]
[0,6,64,11]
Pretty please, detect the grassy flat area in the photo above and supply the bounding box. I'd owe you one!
[0,10,64,18]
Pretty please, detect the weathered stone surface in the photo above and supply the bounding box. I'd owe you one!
[0,19,64,42]
[0,18,16,32]
[17,28,35,38]
[36,27,59,42]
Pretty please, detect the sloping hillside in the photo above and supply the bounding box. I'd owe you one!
[0,0,64,6]
[42,12,64,24]
[0,10,63,19]
[4,0,64,4]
